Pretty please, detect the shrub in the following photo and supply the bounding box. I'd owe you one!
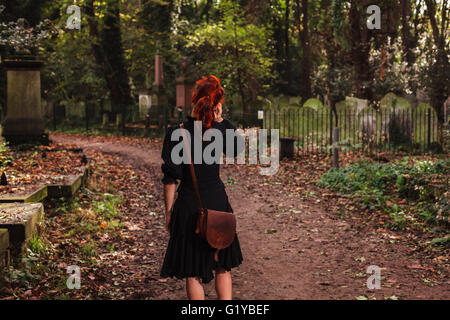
[318,158,449,227]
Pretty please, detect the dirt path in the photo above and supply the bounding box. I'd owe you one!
[50,133,449,300]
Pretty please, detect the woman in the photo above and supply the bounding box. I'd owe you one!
[160,75,243,300]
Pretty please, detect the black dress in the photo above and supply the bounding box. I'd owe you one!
[160,116,244,283]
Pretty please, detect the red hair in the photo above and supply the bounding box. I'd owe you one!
[191,75,225,129]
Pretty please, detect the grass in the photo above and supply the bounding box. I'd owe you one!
[28,235,52,257]
[0,185,124,298]
[92,194,122,220]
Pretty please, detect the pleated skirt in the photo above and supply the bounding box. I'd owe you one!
[160,187,243,284]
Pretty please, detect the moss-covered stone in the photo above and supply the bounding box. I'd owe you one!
[47,169,87,198]
[0,186,48,203]
[0,203,44,258]
[0,228,9,254]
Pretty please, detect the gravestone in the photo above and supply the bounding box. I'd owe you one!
[102,113,109,127]
[0,228,9,269]
[139,94,151,120]
[1,57,48,144]
[380,93,412,146]
[358,107,377,147]
[0,202,44,260]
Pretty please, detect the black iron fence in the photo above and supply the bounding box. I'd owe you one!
[46,101,443,155]
[46,102,175,136]
[263,107,441,154]
[46,101,259,136]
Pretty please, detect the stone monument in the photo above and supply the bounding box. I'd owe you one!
[1,56,48,144]
[150,52,168,130]
[176,59,195,119]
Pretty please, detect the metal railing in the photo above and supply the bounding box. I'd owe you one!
[46,100,442,155]
[263,107,441,154]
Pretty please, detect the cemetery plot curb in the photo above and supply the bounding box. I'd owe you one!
[47,167,89,198]
[0,186,48,203]
[0,228,10,269]
[0,203,44,260]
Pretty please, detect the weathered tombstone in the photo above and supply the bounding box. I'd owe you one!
[1,57,48,144]
[416,103,438,150]
[335,99,355,113]
[102,113,109,127]
[343,96,368,116]
[288,96,302,107]
[416,88,430,105]
[116,113,123,127]
[139,93,152,120]
[380,93,412,147]
[390,104,412,147]
[66,101,85,119]
[0,228,9,269]
[302,98,324,111]
[150,52,168,130]
[0,203,44,262]
[302,98,329,151]
[358,107,377,148]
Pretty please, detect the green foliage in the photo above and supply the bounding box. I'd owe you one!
[5,0,446,129]
[139,0,172,35]
[387,204,407,231]
[93,193,122,220]
[331,0,348,49]
[39,2,107,103]
[81,242,98,258]
[319,158,450,228]
[185,0,274,112]
[29,235,51,256]
[0,140,11,168]
[429,236,450,247]
[2,245,51,287]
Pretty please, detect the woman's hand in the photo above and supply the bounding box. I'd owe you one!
[163,184,176,234]
[165,213,171,233]
[214,103,223,123]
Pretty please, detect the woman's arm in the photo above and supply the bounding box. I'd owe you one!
[163,183,176,233]
[161,126,182,233]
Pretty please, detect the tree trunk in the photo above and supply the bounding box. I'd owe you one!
[295,0,312,100]
[85,0,133,120]
[285,0,290,63]
[424,0,449,147]
[349,0,373,101]
[400,0,414,65]
[203,0,213,23]
[232,6,248,123]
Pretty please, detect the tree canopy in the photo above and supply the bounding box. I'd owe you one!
[0,0,448,126]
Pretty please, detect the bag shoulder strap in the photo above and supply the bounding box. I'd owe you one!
[179,123,204,210]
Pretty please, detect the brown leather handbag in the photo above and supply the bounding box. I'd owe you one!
[180,124,236,262]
